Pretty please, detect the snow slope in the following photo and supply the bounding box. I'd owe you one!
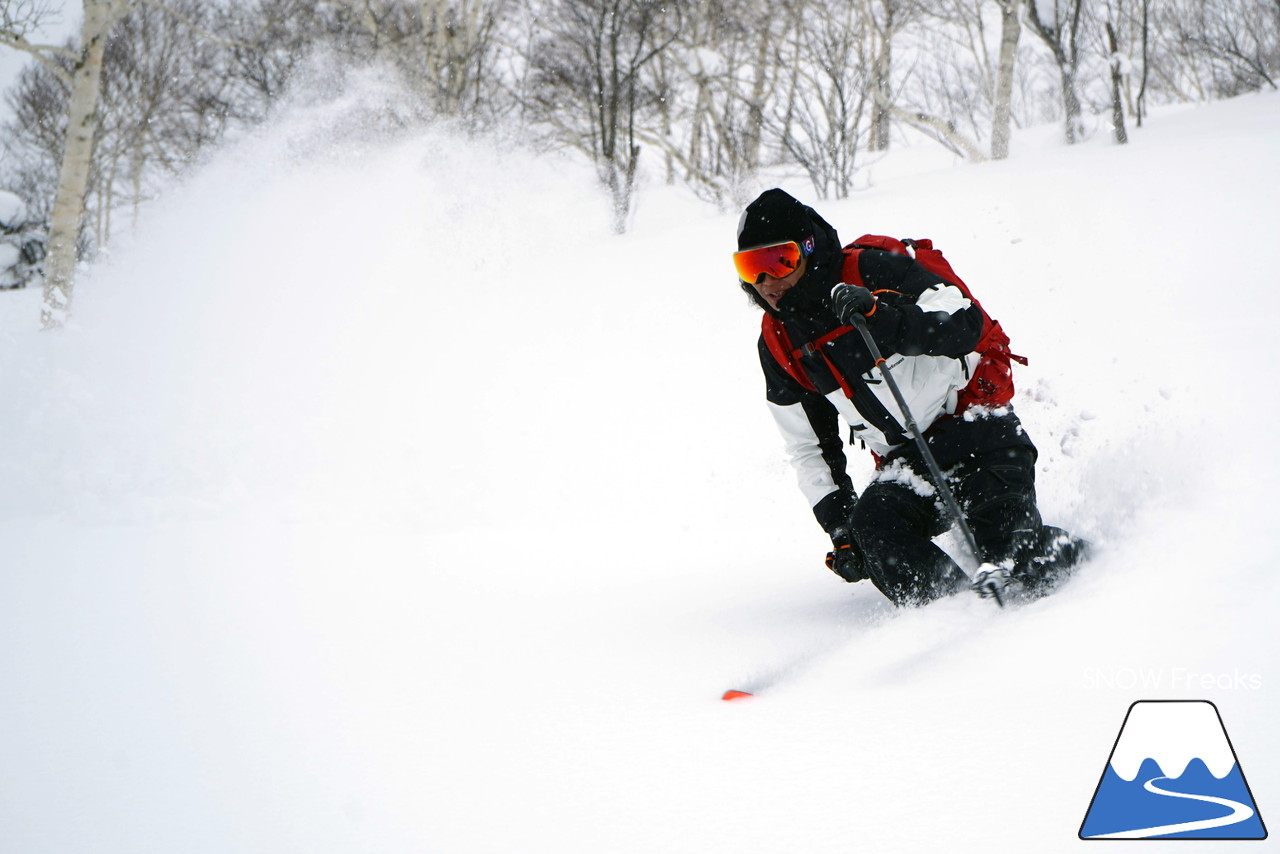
[2,83,1278,853]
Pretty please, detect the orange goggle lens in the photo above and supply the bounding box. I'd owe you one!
[733,241,804,284]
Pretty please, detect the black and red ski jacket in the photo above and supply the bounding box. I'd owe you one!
[757,213,985,538]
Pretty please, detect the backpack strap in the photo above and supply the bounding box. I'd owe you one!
[761,297,907,448]
[800,326,858,399]
[841,247,866,287]
[762,314,858,397]
[762,314,817,392]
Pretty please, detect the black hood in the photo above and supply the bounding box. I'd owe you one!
[742,202,842,320]
[776,204,842,319]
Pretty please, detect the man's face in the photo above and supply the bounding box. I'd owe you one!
[749,255,807,310]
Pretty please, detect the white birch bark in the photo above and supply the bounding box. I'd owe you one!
[991,0,1020,159]
[866,0,894,153]
[40,0,135,330]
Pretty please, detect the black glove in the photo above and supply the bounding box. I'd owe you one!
[825,542,868,583]
[829,284,876,324]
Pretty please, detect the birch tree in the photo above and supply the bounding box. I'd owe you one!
[650,0,777,207]
[220,0,338,124]
[862,0,921,152]
[1132,0,1149,126]
[325,0,506,121]
[415,0,502,116]
[1024,0,1089,144]
[527,0,681,233]
[991,0,1021,157]
[2,0,142,329]
[1103,10,1128,143]
[897,0,1022,160]
[773,0,873,199]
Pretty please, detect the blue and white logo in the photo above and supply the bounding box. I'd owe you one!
[1080,700,1266,839]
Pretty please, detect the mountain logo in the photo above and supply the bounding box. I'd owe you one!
[1080,700,1266,840]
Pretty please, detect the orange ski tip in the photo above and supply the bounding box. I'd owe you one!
[722,690,754,701]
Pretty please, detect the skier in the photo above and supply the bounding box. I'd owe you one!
[734,188,1086,606]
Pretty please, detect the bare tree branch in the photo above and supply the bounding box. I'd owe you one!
[878,97,988,162]
[135,0,251,49]
[0,30,75,81]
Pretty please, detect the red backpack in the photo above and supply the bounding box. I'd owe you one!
[761,234,1027,415]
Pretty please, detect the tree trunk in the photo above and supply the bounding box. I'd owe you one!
[419,0,444,103]
[1024,0,1086,146]
[1059,63,1084,144]
[864,0,894,153]
[42,2,115,330]
[868,38,892,152]
[991,0,1020,159]
[1106,21,1129,144]
[1136,0,1150,127]
[686,65,708,182]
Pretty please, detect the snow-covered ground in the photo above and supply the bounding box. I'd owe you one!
[2,85,1278,852]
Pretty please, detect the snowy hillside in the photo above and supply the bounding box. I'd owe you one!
[2,85,1278,853]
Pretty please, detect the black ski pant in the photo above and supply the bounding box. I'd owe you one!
[848,410,1072,606]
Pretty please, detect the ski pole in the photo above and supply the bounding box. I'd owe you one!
[846,313,1004,607]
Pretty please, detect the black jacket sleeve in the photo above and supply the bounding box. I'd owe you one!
[856,250,983,358]
[758,336,857,540]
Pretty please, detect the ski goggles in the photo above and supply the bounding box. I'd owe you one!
[733,238,812,284]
